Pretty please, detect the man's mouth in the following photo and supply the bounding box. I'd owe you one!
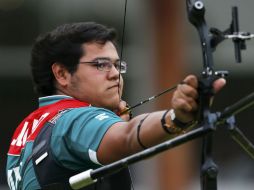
[108,84,119,89]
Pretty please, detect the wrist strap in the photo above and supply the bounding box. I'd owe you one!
[168,109,195,129]
[161,110,174,134]
[161,109,192,134]
[173,118,192,129]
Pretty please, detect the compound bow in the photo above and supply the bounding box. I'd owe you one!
[69,1,254,190]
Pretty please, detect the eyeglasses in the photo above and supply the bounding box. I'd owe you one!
[79,59,127,74]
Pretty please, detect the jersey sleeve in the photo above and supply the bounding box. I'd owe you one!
[50,107,123,170]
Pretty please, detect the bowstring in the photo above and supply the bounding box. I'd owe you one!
[118,0,128,98]
[118,0,136,190]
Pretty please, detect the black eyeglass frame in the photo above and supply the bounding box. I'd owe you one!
[79,59,127,74]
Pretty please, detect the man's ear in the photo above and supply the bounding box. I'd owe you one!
[51,63,70,87]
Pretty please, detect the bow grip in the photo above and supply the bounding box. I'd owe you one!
[198,70,228,97]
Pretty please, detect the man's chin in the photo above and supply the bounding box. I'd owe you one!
[107,102,120,112]
[98,99,120,112]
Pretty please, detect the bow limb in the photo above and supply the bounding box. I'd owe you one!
[186,0,214,72]
[186,0,217,121]
[186,1,219,190]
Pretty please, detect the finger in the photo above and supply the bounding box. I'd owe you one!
[174,88,198,111]
[172,94,198,112]
[178,83,199,99]
[213,78,226,93]
[173,98,192,112]
[117,100,133,118]
[118,100,127,110]
[183,75,198,89]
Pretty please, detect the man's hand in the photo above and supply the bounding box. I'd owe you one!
[171,75,226,123]
[115,100,132,121]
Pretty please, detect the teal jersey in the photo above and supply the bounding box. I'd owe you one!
[7,95,123,190]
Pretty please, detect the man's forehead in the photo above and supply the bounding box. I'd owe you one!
[82,41,116,50]
[81,41,119,60]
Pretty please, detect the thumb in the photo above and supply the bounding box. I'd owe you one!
[213,78,226,93]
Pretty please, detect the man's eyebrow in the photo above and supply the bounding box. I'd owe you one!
[94,57,110,60]
[93,57,120,62]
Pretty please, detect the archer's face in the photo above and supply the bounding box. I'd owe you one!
[65,41,123,110]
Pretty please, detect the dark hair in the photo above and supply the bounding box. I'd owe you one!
[31,22,117,96]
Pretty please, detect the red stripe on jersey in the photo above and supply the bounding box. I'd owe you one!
[8,99,89,155]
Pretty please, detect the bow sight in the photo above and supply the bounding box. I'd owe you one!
[187,0,254,64]
[68,1,254,190]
